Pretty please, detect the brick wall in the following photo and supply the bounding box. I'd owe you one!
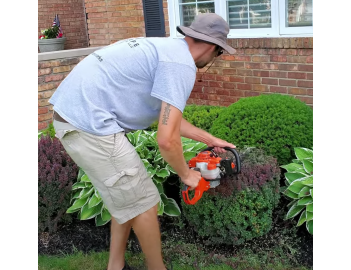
[38,0,89,50]
[189,38,313,108]
[38,56,87,130]
[85,0,146,47]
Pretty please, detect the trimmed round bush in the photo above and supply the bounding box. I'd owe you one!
[181,147,281,246]
[209,94,313,165]
[148,105,224,132]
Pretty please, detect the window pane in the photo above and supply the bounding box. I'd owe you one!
[179,2,215,27]
[287,0,313,27]
[227,0,272,29]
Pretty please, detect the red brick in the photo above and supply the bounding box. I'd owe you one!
[203,74,216,80]
[262,78,278,85]
[298,80,313,88]
[252,56,270,62]
[278,64,298,71]
[237,83,252,90]
[233,56,251,61]
[261,63,279,70]
[237,69,252,76]
[208,101,220,106]
[280,79,297,87]
[296,96,313,105]
[286,56,308,63]
[223,69,237,75]
[229,76,245,83]
[38,113,53,122]
[38,122,48,130]
[298,49,313,56]
[270,86,288,93]
[230,90,244,96]
[298,64,313,72]
[270,71,288,78]
[252,85,269,92]
[288,88,307,95]
[230,62,245,68]
[45,74,65,82]
[216,75,230,82]
[209,81,223,88]
[38,61,60,68]
[306,56,313,63]
[245,62,261,69]
[253,70,270,77]
[288,72,307,79]
[223,82,236,89]
[244,91,261,97]
[221,55,236,61]
[270,55,287,62]
[245,77,261,84]
[217,89,230,95]
[38,107,49,115]
[38,68,52,76]
[307,89,313,95]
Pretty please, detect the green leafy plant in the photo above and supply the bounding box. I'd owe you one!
[210,94,313,165]
[182,147,281,245]
[39,25,63,39]
[67,130,207,226]
[281,147,313,235]
[148,105,224,132]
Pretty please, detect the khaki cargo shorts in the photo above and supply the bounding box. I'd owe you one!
[53,120,160,224]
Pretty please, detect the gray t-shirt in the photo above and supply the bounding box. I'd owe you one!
[49,37,196,135]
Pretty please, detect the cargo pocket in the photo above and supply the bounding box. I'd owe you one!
[104,167,147,208]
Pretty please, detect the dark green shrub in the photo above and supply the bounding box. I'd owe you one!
[209,94,313,165]
[148,105,225,132]
[38,135,78,233]
[181,147,281,245]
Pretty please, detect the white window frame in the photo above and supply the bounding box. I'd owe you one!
[168,0,313,38]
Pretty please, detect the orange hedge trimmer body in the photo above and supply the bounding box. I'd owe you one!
[182,147,241,205]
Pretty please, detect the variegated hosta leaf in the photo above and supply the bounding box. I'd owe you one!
[157,200,164,215]
[297,210,307,226]
[183,142,197,151]
[287,181,305,194]
[283,189,299,199]
[101,207,111,221]
[126,133,135,145]
[155,182,164,194]
[285,172,306,184]
[292,159,302,164]
[297,196,313,205]
[306,210,313,221]
[95,213,110,226]
[72,182,86,190]
[80,202,103,220]
[298,186,311,198]
[166,164,176,174]
[81,174,91,182]
[281,163,304,173]
[154,153,163,163]
[286,201,305,219]
[310,188,313,198]
[133,130,142,144]
[79,187,94,200]
[77,168,85,181]
[153,175,166,184]
[67,196,89,213]
[306,220,313,235]
[300,176,313,187]
[156,168,170,178]
[294,147,313,161]
[302,159,313,175]
[164,198,181,216]
[184,152,197,162]
[88,194,102,208]
[71,190,82,201]
[306,203,313,212]
[95,189,101,199]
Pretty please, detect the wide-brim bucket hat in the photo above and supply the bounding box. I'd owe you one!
[177,13,236,54]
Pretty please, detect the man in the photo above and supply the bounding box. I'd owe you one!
[50,13,236,270]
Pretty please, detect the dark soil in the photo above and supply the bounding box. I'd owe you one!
[39,179,312,268]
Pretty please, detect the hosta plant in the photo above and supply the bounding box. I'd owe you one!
[67,130,207,226]
[281,147,313,235]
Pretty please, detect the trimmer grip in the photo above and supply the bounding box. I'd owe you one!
[182,177,210,205]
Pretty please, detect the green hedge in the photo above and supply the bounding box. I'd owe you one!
[210,94,313,165]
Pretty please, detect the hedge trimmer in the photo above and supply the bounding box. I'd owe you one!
[182,147,241,205]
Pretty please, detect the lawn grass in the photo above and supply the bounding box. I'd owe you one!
[38,250,311,270]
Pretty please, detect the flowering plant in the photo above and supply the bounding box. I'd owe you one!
[39,14,63,39]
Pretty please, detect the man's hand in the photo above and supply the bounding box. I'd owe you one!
[207,136,236,153]
[181,168,201,190]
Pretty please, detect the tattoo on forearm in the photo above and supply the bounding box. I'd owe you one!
[162,103,171,125]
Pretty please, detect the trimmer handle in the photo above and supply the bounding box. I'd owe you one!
[182,168,210,205]
[202,147,241,174]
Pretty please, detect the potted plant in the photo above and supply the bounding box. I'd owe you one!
[38,14,66,53]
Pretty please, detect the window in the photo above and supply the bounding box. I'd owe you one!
[168,0,313,38]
